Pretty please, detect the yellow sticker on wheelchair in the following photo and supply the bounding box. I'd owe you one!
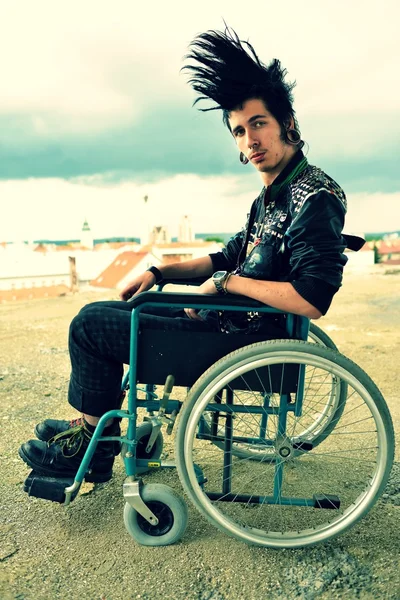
[148,461,161,468]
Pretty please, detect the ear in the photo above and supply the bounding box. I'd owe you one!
[284,116,295,131]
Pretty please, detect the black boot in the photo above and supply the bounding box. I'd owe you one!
[35,417,84,441]
[19,422,114,483]
[35,417,121,456]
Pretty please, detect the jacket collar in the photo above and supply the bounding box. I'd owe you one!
[267,149,308,203]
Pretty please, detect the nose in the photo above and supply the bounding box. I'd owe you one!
[246,132,259,150]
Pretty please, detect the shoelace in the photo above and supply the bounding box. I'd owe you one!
[48,424,92,458]
[69,417,85,428]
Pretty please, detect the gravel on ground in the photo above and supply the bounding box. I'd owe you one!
[0,270,399,600]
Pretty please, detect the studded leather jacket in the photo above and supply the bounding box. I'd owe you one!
[209,150,350,331]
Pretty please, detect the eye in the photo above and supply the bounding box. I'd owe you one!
[234,129,244,137]
[254,121,266,128]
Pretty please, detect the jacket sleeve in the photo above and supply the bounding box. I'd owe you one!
[285,190,348,314]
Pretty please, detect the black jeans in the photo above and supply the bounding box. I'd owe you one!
[68,301,218,416]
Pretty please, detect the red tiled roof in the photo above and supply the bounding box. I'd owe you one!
[360,241,400,254]
[162,255,192,264]
[94,242,139,251]
[56,245,92,252]
[90,251,150,289]
[33,243,92,253]
[358,242,373,252]
[33,244,48,253]
[376,242,400,255]
[153,241,218,248]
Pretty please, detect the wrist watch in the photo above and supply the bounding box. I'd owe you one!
[212,271,229,294]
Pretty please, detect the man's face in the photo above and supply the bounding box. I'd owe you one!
[229,98,294,184]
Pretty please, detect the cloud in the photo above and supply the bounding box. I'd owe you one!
[0,0,398,186]
[0,0,399,242]
[0,173,256,242]
[0,173,398,244]
[345,191,400,234]
[1,104,399,196]
[1,1,399,127]
[0,2,193,128]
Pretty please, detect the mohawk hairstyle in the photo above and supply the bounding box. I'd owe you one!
[183,26,297,131]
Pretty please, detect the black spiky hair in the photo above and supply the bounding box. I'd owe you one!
[183,26,297,131]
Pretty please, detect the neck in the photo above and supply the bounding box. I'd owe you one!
[260,147,297,187]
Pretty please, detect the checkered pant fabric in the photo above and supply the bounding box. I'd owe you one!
[68,301,217,416]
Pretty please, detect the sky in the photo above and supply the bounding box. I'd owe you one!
[0,0,399,242]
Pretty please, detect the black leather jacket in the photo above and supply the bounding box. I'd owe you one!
[210,150,351,322]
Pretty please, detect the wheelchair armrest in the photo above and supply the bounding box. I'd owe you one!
[128,292,309,350]
[127,290,272,313]
[157,277,207,290]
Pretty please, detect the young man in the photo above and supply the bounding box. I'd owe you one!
[18,28,350,481]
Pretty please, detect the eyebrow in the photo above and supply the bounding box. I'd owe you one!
[232,114,267,136]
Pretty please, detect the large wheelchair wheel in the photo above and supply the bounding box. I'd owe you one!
[175,340,394,548]
[203,326,346,460]
[308,322,338,349]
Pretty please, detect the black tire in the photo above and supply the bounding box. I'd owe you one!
[121,422,163,474]
[176,340,394,548]
[308,323,338,349]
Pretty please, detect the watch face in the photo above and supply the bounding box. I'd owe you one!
[213,270,228,294]
[214,271,227,280]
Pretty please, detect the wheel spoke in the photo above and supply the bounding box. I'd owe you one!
[176,340,394,548]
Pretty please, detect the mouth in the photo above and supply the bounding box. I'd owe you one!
[250,152,266,163]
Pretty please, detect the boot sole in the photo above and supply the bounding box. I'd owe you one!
[18,446,113,484]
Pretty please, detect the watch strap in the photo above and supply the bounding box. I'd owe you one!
[222,272,232,293]
[146,266,163,284]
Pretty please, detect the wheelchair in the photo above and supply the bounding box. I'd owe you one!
[23,284,395,549]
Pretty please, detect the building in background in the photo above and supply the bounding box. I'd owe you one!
[89,239,224,291]
[90,251,161,291]
[80,218,93,250]
[0,243,71,301]
[140,195,151,246]
[374,239,400,265]
[178,215,194,243]
[149,226,171,244]
[0,209,222,301]
[344,244,374,270]
[151,241,222,265]
[0,242,137,302]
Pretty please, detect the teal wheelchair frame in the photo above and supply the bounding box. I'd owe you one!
[28,286,395,548]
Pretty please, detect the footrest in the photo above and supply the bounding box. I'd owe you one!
[313,494,341,509]
[23,471,79,504]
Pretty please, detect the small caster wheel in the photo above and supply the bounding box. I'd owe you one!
[123,483,188,546]
[121,422,164,473]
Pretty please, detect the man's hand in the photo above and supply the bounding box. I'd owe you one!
[119,271,156,301]
[184,277,218,320]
